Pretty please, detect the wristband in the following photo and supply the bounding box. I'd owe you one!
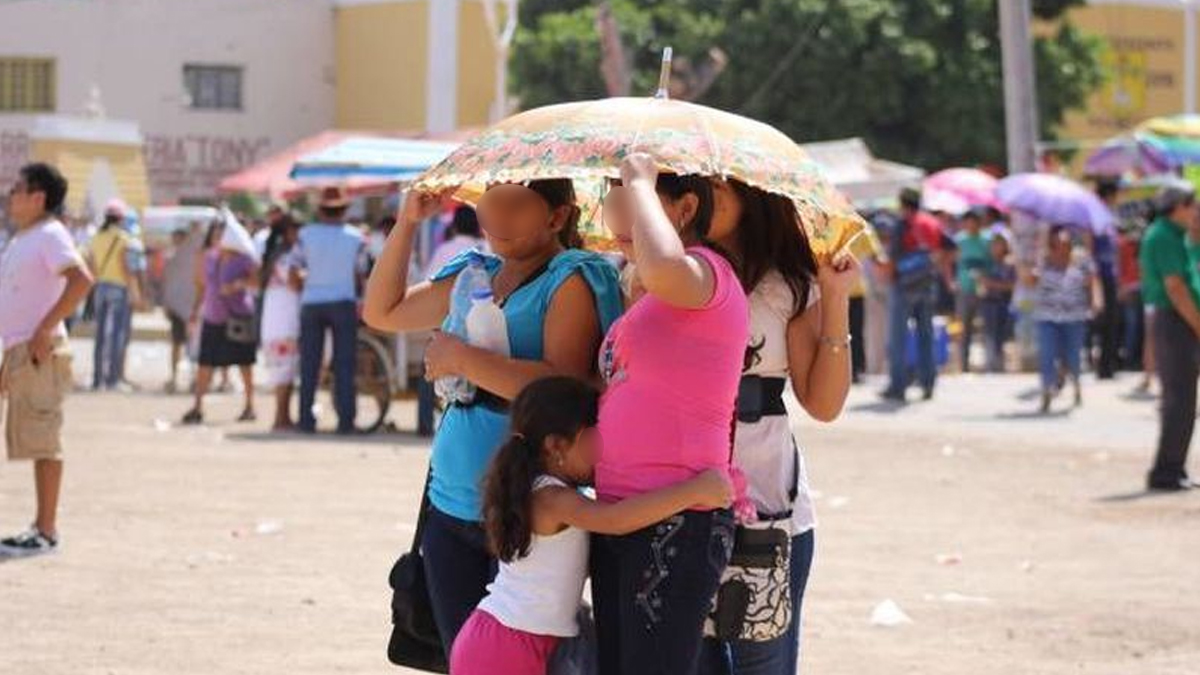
[819,335,851,354]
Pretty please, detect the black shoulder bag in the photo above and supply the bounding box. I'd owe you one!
[387,471,448,672]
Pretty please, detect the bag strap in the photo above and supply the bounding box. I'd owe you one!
[787,440,800,504]
[411,467,434,555]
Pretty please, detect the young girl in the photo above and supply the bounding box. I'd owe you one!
[450,376,733,675]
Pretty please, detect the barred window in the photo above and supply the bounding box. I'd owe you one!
[0,58,55,112]
[184,64,243,111]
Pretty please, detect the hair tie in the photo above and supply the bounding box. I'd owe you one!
[512,432,527,441]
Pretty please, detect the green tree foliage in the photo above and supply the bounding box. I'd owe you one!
[509,0,1103,170]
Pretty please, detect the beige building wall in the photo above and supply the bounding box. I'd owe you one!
[334,0,500,133]
[1058,2,1196,144]
[335,1,428,131]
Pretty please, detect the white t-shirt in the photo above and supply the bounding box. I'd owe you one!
[734,271,820,534]
[477,475,589,637]
[0,218,83,349]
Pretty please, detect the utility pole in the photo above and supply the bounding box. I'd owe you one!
[999,0,1039,174]
[998,0,1040,370]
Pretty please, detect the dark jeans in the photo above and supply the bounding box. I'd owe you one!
[299,300,358,432]
[1149,308,1199,486]
[1092,274,1120,379]
[92,282,130,389]
[886,291,936,396]
[591,509,735,675]
[849,297,866,381]
[1121,291,1144,370]
[980,298,1010,373]
[698,529,816,675]
[421,505,497,659]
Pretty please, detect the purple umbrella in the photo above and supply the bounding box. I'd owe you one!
[995,173,1116,235]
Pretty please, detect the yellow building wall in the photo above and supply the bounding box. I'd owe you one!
[31,139,150,213]
[456,1,499,129]
[335,1,429,130]
[1059,4,1189,142]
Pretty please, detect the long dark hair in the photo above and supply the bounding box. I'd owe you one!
[728,180,817,316]
[261,215,300,286]
[482,377,599,563]
[654,173,749,283]
[527,179,583,249]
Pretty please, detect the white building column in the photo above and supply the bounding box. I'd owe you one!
[426,0,460,133]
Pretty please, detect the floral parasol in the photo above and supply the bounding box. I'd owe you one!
[412,96,864,261]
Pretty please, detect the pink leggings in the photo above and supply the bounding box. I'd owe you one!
[450,609,560,675]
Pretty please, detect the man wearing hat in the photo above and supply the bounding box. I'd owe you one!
[1140,182,1200,491]
[293,186,367,434]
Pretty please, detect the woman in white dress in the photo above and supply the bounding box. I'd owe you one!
[260,218,302,431]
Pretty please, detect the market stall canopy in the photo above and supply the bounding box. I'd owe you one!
[219,129,472,199]
[799,138,925,209]
[289,136,460,183]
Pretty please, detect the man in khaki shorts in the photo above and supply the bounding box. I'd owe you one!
[0,163,94,557]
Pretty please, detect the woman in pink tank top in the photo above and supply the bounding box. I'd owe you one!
[589,153,749,675]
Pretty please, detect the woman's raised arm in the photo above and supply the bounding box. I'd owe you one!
[363,191,455,332]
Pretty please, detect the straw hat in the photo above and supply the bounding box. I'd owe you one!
[318,186,349,210]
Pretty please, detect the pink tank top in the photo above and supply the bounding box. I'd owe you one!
[595,247,749,503]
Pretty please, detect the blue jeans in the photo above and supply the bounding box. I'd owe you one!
[887,291,936,395]
[92,282,130,389]
[592,509,735,675]
[698,529,816,675]
[421,505,497,659]
[298,300,358,432]
[1036,320,1086,391]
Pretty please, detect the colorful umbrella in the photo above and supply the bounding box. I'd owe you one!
[1083,135,1173,176]
[995,173,1116,235]
[922,168,1001,215]
[1085,115,1200,176]
[412,96,864,260]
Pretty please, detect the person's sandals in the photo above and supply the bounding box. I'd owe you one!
[238,409,257,423]
[181,409,204,425]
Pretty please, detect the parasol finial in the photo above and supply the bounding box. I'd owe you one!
[655,47,673,99]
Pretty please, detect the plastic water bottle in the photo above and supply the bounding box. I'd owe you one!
[465,287,510,360]
[435,259,490,404]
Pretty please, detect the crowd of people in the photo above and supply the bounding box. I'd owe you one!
[853,182,1160,415]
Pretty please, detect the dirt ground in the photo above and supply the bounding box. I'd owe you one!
[1,341,1197,674]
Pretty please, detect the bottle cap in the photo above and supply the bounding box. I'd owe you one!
[470,287,494,300]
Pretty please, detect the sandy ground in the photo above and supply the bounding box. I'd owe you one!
[1,340,1198,674]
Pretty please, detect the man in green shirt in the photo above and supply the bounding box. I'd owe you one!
[1139,183,1200,491]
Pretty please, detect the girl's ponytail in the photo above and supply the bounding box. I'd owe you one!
[483,433,542,563]
[479,376,600,563]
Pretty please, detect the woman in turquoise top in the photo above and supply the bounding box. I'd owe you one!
[363,180,623,655]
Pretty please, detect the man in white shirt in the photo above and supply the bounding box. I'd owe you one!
[0,163,94,557]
